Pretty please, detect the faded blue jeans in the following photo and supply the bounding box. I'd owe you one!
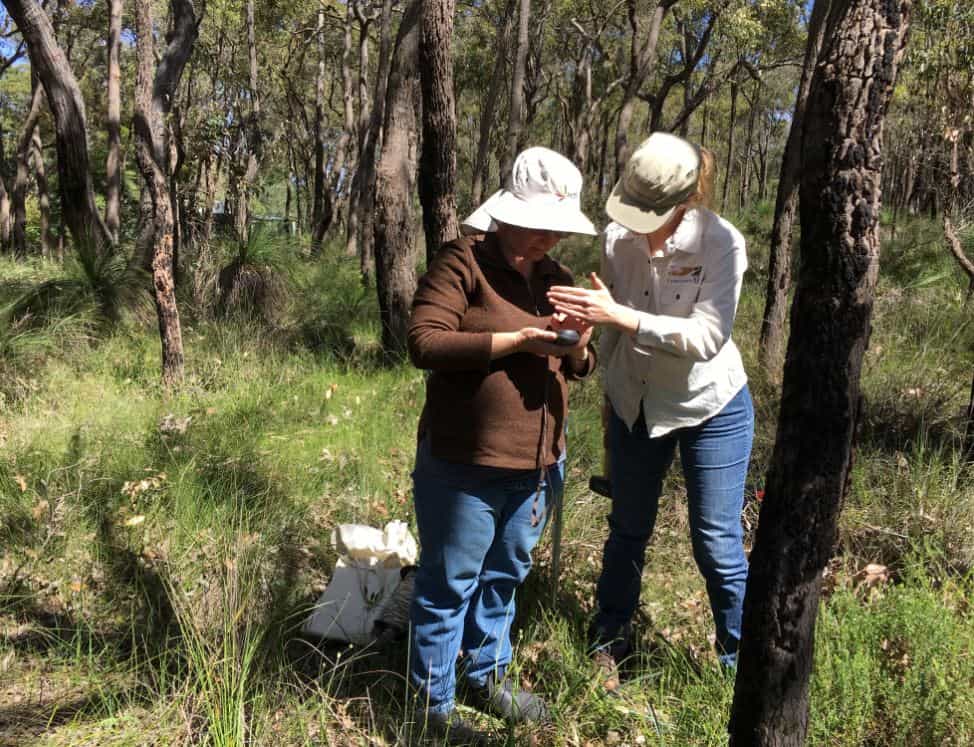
[592,385,753,667]
[409,437,563,714]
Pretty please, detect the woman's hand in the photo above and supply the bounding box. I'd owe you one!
[547,273,640,334]
[551,312,593,362]
[490,325,591,360]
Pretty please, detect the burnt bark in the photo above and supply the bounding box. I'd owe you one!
[3,0,111,255]
[419,0,459,263]
[373,0,421,358]
[105,0,122,243]
[132,0,199,389]
[728,1,912,744]
[758,0,832,378]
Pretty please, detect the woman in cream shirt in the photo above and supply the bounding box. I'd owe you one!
[549,132,753,674]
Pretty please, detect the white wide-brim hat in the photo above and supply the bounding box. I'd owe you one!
[606,132,700,234]
[462,147,598,236]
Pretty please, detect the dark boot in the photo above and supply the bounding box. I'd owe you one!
[412,708,491,746]
[461,677,549,725]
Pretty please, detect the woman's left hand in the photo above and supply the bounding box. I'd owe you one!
[550,312,593,360]
[548,273,639,333]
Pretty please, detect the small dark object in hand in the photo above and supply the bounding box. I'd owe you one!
[589,475,612,498]
[554,329,580,346]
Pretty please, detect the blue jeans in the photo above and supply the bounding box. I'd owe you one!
[409,437,563,714]
[593,385,753,667]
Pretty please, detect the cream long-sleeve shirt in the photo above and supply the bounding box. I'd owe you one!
[599,208,748,437]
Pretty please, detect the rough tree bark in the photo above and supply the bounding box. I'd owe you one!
[728,2,912,745]
[470,0,515,207]
[499,0,530,184]
[132,0,199,389]
[373,0,421,358]
[418,0,459,264]
[720,70,739,212]
[758,0,832,378]
[344,0,375,258]
[2,0,111,254]
[105,0,122,243]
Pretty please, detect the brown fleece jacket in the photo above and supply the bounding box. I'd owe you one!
[407,233,596,469]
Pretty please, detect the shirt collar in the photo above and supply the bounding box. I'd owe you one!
[613,208,706,257]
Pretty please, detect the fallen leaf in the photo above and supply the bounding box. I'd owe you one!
[124,515,146,527]
[32,500,49,521]
[15,475,27,493]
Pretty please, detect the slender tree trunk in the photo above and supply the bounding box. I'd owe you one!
[500,0,530,184]
[721,72,739,212]
[3,0,111,255]
[471,0,515,206]
[729,2,911,744]
[739,79,760,211]
[345,1,373,258]
[104,0,122,243]
[233,0,261,247]
[358,0,394,282]
[374,0,421,358]
[419,0,459,264]
[30,130,52,256]
[12,76,43,255]
[132,0,199,389]
[758,0,832,378]
[330,0,356,214]
[311,7,331,254]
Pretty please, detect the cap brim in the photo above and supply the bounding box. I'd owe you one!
[463,190,598,236]
[605,180,678,234]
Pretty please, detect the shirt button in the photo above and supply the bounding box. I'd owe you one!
[675,293,681,300]
[644,290,649,296]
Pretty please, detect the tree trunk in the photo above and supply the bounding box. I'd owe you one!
[3,0,111,255]
[720,72,739,212]
[470,0,515,207]
[500,0,530,184]
[30,129,52,256]
[132,0,199,389]
[311,7,330,254]
[104,0,122,243]
[728,2,911,744]
[758,0,832,378]
[373,0,421,358]
[739,79,760,211]
[12,76,44,255]
[418,0,459,264]
[357,0,394,282]
[614,0,669,181]
[344,1,373,258]
[233,0,261,247]
[330,0,356,213]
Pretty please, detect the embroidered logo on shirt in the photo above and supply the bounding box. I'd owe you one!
[666,265,703,285]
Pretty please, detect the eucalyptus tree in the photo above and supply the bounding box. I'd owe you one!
[729,0,912,742]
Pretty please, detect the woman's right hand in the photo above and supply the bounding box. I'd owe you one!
[490,327,568,360]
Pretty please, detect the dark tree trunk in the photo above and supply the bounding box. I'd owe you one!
[357,0,394,282]
[418,0,459,264]
[499,0,530,184]
[132,0,199,389]
[105,0,122,243]
[470,0,515,207]
[3,0,111,255]
[344,0,374,258]
[373,0,421,358]
[311,7,330,254]
[739,79,760,211]
[758,0,832,379]
[728,2,911,744]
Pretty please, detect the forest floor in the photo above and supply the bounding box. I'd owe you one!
[1,210,974,746]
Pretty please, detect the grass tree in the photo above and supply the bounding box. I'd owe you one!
[729,0,913,743]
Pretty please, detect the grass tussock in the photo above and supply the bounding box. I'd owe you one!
[1,213,973,745]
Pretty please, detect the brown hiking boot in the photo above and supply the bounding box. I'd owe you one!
[592,648,621,693]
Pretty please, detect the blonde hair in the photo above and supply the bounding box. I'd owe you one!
[685,146,716,210]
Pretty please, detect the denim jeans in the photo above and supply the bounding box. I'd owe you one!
[593,385,753,667]
[409,437,563,714]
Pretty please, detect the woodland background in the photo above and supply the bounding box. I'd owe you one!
[0,0,973,745]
